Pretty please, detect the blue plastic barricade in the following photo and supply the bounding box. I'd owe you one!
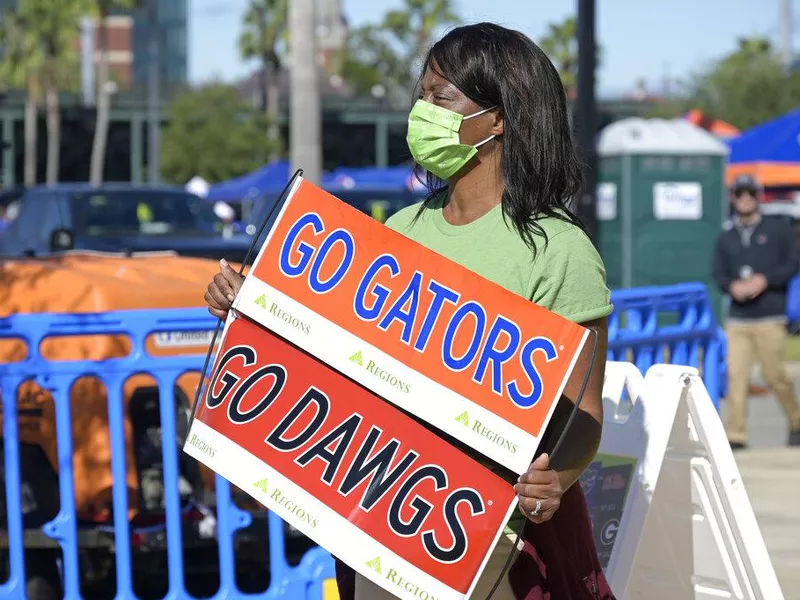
[787,273,800,326]
[608,282,723,409]
[0,284,724,598]
[0,308,335,600]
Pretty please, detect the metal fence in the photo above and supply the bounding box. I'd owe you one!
[0,283,724,598]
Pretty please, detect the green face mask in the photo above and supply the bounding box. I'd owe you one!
[406,99,497,180]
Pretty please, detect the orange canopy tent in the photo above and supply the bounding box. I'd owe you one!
[724,107,800,187]
[685,109,741,139]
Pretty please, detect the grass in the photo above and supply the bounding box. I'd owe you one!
[788,335,800,362]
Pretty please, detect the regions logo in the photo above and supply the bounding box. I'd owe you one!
[254,294,311,335]
[270,486,319,529]
[365,556,440,600]
[365,556,382,575]
[187,433,216,459]
[349,350,411,394]
[453,411,517,454]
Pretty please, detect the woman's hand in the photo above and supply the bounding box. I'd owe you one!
[205,259,245,320]
[514,453,563,524]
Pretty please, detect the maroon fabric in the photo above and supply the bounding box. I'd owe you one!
[333,484,615,600]
[334,555,356,600]
[508,484,616,600]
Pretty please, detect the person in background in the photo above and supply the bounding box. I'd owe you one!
[713,174,800,449]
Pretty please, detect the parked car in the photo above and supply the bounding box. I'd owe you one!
[0,184,254,263]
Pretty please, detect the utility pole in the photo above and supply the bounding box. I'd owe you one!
[289,0,322,183]
[147,0,161,184]
[576,0,598,243]
[780,0,793,69]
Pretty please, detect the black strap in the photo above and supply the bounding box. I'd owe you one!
[483,327,600,600]
[188,169,304,427]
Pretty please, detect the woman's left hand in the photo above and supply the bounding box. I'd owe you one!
[514,453,563,524]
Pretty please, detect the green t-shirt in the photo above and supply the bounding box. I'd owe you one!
[384,200,613,533]
[385,201,612,322]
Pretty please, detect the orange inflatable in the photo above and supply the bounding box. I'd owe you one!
[0,252,233,521]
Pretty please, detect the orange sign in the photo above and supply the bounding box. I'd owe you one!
[234,178,587,473]
[185,316,517,600]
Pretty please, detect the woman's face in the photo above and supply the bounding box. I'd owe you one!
[417,62,502,147]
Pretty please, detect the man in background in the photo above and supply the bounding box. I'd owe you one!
[713,174,800,449]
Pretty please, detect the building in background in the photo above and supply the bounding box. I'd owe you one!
[0,0,187,90]
[131,0,188,89]
[79,14,135,87]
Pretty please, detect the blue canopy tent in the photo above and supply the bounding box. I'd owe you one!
[726,108,800,187]
[243,163,428,244]
[206,160,292,204]
[326,164,425,192]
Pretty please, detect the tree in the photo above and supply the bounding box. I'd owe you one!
[340,0,460,100]
[539,18,577,97]
[648,36,800,130]
[238,0,286,155]
[90,0,138,186]
[160,84,279,184]
[26,0,84,184]
[0,5,44,185]
[538,16,601,99]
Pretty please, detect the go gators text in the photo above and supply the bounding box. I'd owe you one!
[277,212,561,409]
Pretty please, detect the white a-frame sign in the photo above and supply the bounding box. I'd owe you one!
[584,362,784,600]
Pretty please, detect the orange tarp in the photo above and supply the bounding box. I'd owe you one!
[0,253,228,519]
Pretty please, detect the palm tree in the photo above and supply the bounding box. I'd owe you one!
[383,0,459,84]
[239,0,287,154]
[26,0,84,184]
[90,0,136,185]
[539,16,602,100]
[539,18,578,98]
[342,0,459,98]
[0,6,44,185]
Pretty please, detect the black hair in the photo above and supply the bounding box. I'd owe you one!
[414,23,586,253]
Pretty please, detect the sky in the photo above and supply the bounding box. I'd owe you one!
[190,0,786,98]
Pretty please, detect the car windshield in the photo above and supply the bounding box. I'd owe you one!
[71,190,223,236]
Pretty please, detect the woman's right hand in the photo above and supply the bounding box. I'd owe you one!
[205,259,245,320]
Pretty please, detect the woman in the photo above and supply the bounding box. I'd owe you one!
[206,22,614,600]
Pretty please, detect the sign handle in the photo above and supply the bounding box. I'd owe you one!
[187,169,305,428]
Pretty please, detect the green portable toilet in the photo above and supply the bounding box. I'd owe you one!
[596,118,729,304]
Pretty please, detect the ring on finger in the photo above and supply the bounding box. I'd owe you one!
[529,498,543,517]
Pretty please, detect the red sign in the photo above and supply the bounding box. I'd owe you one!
[186,316,517,600]
[234,178,588,473]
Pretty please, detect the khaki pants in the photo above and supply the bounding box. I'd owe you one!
[726,320,800,444]
[354,534,518,600]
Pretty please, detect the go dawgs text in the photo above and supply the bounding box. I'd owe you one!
[206,343,487,564]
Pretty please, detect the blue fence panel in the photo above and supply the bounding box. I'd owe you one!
[0,308,334,599]
[0,284,724,598]
[788,273,800,325]
[608,282,723,409]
